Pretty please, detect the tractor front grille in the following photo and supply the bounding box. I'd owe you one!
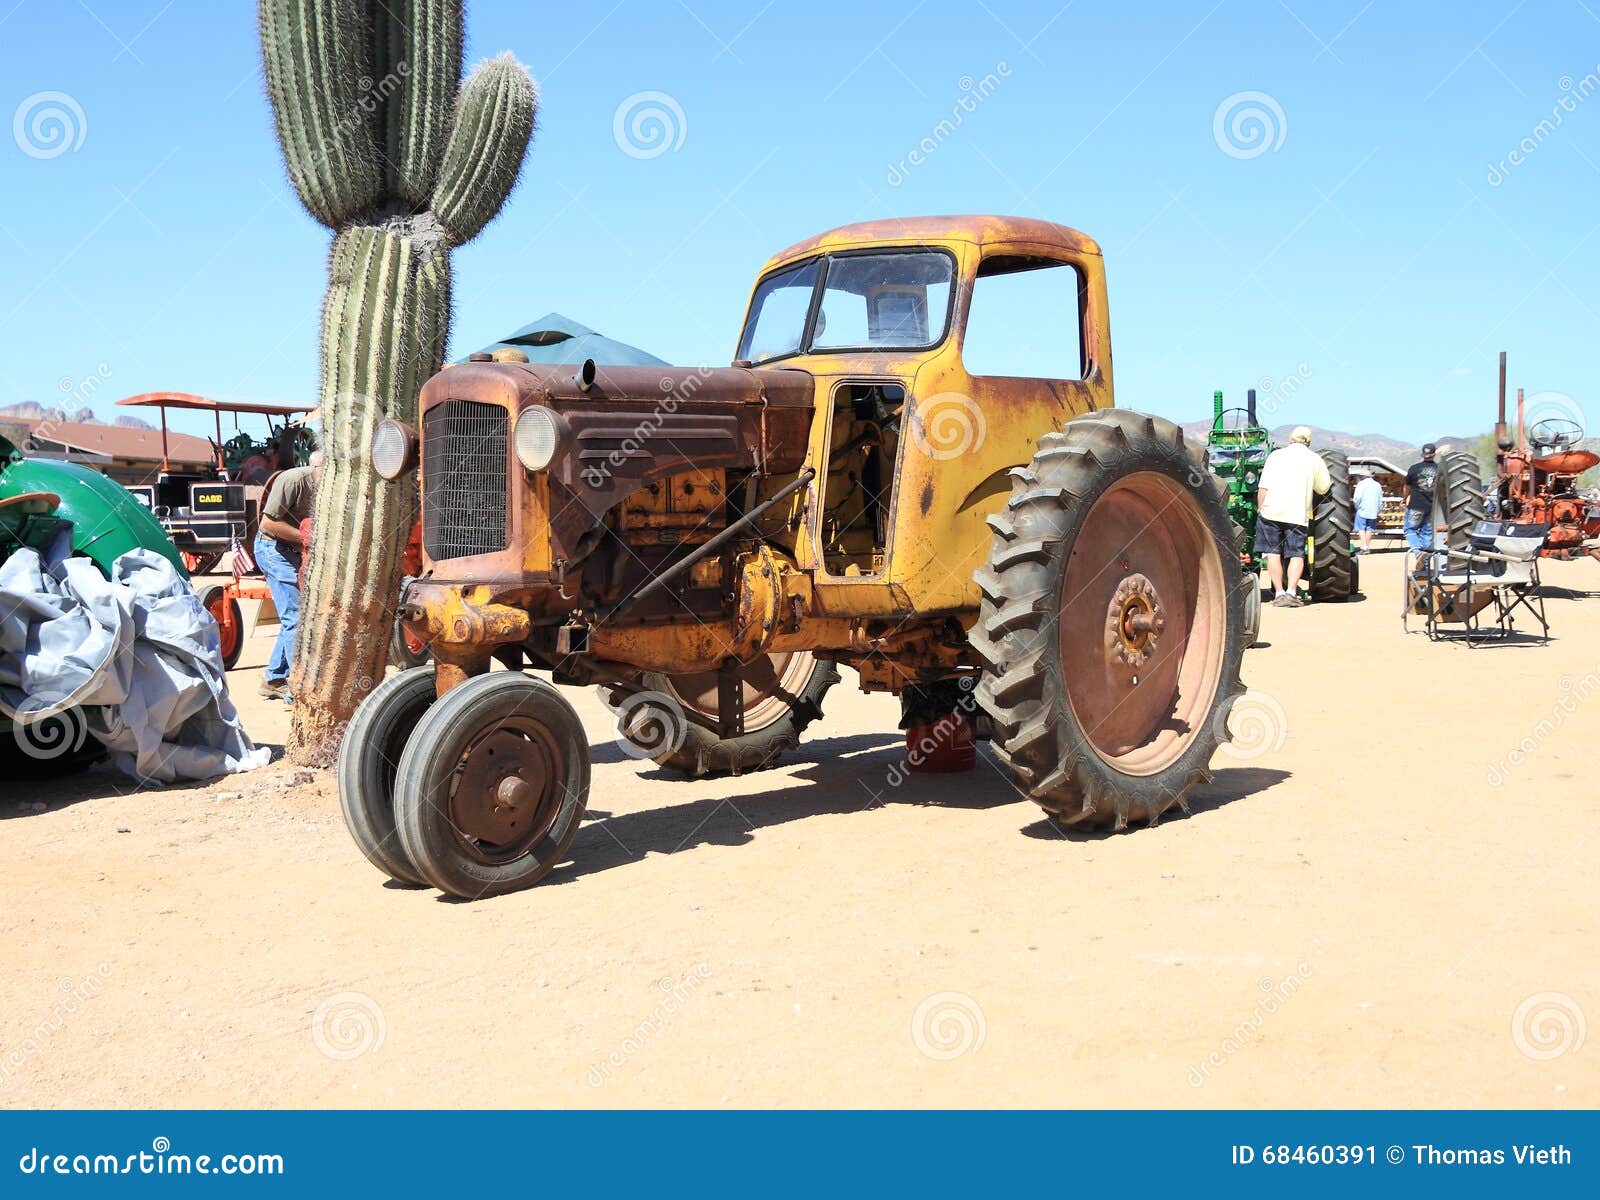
[422,399,509,560]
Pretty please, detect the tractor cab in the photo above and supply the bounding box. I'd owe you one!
[115,392,315,574]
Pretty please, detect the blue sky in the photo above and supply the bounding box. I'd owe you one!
[1,0,1596,443]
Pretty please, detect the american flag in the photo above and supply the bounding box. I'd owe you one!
[229,536,256,578]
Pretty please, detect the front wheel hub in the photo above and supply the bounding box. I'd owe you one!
[451,725,561,863]
[1106,573,1165,670]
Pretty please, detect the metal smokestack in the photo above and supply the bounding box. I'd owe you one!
[1246,388,1258,426]
[1517,386,1526,453]
[1495,351,1510,451]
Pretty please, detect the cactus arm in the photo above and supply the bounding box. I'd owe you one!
[368,0,463,209]
[259,0,384,228]
[431,54,537,245]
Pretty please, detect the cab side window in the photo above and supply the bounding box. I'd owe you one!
[961,256,1086,380]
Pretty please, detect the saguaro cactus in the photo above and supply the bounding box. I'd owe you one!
[259,0,535,764]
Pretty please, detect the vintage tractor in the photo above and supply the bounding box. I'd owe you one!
[1489,353,1600,562]
[1204,389,1269,643]
[1204,388,1356,628]
[340,216,1251,898]
[0,431,187,769]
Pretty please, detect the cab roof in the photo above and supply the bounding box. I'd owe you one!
[761,215,1102,274]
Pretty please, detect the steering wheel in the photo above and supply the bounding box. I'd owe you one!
[1212,407,1266,437]
[1530,416,1583,451]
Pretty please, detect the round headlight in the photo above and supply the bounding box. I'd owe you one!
[1245,470,1258,484]
[515,407,561,471]
[371,419,417,480]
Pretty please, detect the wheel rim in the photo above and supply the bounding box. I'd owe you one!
[1058,471,1227,776]
[447,717,566,864]
[660,651,816,733]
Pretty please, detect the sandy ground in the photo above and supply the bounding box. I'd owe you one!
[2,546,1597,1109]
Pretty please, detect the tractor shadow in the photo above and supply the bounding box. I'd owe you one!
[533,736,1288,888]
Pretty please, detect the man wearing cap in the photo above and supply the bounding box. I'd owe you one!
[1403,443,1440,558]
[1255,426,1332,608]
[1353,468,1384,554]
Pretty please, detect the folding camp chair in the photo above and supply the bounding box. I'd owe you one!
[1404,520,1550,644]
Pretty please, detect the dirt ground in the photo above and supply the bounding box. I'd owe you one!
[2,546,1596,1109]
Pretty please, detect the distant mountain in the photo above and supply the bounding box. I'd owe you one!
[0,401,152,430]
[1181,420,1482,465]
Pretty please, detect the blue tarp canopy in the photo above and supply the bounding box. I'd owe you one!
[474,313,667,366]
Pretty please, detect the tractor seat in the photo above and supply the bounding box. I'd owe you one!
[0,491,62,516]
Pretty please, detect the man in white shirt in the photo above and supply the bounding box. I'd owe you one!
[1255,426,1332,608]
[1353,469,1384,554]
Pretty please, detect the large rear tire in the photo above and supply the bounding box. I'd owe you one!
[336,666,436,886]
[608,652,838,777]
[1433,451,1486,555]
[969,409,1247,831]
[1308,449,1355,602]
[395,672,590,899]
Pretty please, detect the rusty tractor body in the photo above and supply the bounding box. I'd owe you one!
[1491,354,1600,562]
[344,216,1248,898]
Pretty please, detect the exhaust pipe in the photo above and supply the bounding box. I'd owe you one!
[1246,388,1258,427]
[1495,351,1511,450]
[1517,386,1526,453]
[573,358,597,392]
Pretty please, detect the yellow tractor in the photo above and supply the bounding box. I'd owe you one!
[342,216,1249,897]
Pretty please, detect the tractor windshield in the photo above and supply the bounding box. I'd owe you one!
[737,250,954,365]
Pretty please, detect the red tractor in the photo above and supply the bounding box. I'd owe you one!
[1491,352,1600,562]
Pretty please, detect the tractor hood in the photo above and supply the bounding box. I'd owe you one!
[416,359,818,568]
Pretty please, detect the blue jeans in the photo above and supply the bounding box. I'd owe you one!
[255,532,302,684]
[1402,508,1433,553]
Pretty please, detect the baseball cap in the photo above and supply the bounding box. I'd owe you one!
[1421,442,1437,457]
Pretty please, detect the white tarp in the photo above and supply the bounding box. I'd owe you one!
[0,544,270,783]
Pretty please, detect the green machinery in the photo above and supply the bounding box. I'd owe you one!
[1204,389,1357,635]
[1205,389,1271,644]
[0,432,186,768]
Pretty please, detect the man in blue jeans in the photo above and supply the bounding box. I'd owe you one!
[254,451,321,701]
[1403,443,1440,560]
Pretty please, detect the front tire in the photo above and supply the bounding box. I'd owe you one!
[336,667,436,886]
[395,672,590,899]
[969,409,1246,831]
[1308,449,1355,602]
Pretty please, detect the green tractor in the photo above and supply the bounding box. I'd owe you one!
[0,432,187,770]
[1205,390,1357,644]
